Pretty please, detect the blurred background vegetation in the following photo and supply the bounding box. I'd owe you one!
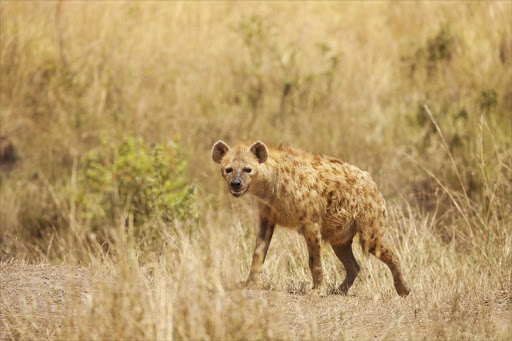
[0,1,510,257]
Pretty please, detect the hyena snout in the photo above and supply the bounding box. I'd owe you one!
[229,178,249,197]
[230,178,242,189]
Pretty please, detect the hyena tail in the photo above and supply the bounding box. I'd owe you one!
[356,230,382,258]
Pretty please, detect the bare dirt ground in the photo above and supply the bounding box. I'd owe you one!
[241,289,512,340]
[0,263,114,339]
[1,263,511,340]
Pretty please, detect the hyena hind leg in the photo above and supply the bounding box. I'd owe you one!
[369,241,411,297]
[332,241,360,295]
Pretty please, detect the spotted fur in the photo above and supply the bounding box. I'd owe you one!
[212,140,410,296]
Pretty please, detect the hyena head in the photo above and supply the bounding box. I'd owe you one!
[211,140,268,198]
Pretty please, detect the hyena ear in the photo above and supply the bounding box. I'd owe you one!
[249,141,268,163]
[212,140,230,164]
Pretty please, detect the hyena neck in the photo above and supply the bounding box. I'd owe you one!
[250,159,280,201]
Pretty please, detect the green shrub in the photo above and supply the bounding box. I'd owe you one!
[77,136,196,232]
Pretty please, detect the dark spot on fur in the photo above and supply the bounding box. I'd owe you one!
[259,219,269,239]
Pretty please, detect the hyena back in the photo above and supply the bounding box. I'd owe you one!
[212,140,410,296]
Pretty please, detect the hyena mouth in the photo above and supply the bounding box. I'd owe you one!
[229,185,250,198]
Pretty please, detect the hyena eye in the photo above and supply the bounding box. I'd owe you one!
[225,167,233,173]
[244,168,252,173]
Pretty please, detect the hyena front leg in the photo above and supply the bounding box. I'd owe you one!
[303,223,326,295]
[243,217,275,288]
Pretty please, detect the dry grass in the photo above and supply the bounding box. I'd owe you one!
[1,1,511,340]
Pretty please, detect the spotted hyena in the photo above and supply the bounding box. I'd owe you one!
[211,140,410,296]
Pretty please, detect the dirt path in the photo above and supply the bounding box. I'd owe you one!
[1,264,510,340]
[0,263,113,339]
[240,289,511,340]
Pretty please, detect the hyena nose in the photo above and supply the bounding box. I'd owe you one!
[231,179,242,188]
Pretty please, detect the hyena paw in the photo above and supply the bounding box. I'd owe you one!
[310,286,328,297]
[396,281,411,297]
[239,279,259,290]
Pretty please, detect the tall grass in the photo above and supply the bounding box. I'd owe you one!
[0,1,511,340]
